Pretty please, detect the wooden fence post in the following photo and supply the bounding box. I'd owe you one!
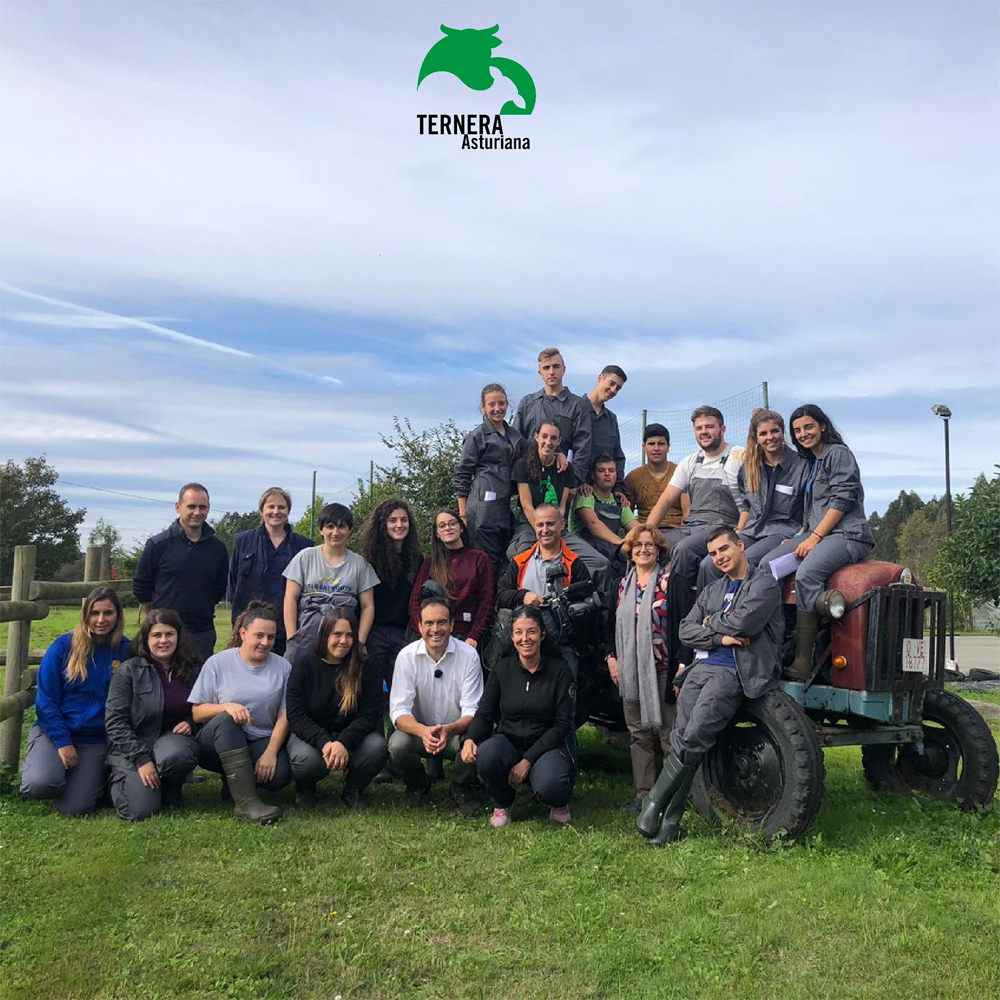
[98,545,111,584]
[83,546,103,583]
[1,545,37,768]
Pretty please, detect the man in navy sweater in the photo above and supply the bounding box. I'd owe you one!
[133,483,229,660]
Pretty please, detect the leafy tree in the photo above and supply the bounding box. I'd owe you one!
[870,490,925,563]
[0,455,86,585]
[210,510,260,555]
[931,468,1000,612]
[89,516,123,554]
[897,500,946,585]
[351,417,464,545]
[293,495,326,543]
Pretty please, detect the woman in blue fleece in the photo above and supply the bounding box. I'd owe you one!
[20,587,132,815]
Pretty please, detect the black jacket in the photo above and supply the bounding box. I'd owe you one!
[105,656,196,769]
[285,651,384,753]
[228,524,313,622]
[466,651,574,763]
[132,520,228,632]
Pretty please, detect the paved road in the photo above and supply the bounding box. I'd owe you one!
[951,635,1000,674]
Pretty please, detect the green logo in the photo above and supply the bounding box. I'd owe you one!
[417,24,536,116]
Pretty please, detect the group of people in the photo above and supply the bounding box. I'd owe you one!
[21,347,874,846]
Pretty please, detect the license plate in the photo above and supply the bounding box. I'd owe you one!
[902,637,929,674]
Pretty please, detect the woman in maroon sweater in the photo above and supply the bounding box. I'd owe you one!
[408,508,494,648]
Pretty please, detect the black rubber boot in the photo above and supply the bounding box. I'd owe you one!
[786,610,819,681]
[636,754,688,838]
[219,747,282,824]
[649,763,698,847]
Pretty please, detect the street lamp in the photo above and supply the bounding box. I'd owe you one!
[932,404,956,665]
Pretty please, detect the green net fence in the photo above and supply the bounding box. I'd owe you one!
[618,383,767,471]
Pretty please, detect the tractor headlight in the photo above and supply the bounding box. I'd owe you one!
[815,589,846,620]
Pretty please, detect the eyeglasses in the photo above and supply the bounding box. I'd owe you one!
[633,542,658,550]
[436,520,460,530]
[433,668,443,679]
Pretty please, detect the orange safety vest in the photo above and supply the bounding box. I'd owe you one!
[512,538,580,591]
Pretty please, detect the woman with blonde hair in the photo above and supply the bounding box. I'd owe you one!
[20,586,131,816]
[604,525,675,813]
[229,486,313,655]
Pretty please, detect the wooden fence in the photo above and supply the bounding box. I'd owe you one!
[0,544,130,768]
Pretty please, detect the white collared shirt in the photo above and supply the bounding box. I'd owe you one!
[389,636,484,726]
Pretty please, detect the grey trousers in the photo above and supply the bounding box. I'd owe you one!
[20,726,108,816]
[387,730,476,792]
[622,672,676,798]
[760,533,873,611]
[670,662,745,766]
[292,731,390,792]
[696,532,787,590]
[109,732,201,822]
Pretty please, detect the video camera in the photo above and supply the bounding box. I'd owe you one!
[541,562,603,645]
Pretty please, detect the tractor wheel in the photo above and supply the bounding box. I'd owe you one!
[861,689,999,809]
[690,689,825,841]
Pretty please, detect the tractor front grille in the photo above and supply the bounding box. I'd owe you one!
[864,585,947,693]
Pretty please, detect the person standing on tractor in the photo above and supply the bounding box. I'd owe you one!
[760,404,874,679]
[637,526,782,846]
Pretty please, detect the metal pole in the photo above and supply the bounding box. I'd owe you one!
[762,381,769,409]
[369,460,374,493]
[640,409,647,465]
[1,545,36,767]
[310,470,317,542]
[943,416,955,661]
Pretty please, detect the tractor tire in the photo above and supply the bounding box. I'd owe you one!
[690,689,825,841]
[861,689,999,809]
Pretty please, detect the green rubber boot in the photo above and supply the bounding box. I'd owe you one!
[785,610,819,681]
[636,754,687,838]
[649,762,698,847]
[219,747,282,824]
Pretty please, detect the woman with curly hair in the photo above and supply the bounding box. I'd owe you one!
[105,608,203,820]
[20,586,131,816]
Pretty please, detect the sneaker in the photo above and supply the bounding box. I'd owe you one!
[549,805,571,825]
[371,768,395,785]
[619,798,643,814]
[489,808,511,828]
[454,790,483,815]
[294,786,318,810]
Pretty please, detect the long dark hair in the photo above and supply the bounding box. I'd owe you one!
[525,422,560,480]
[428,508,471,601]
[66,586,125,683]
[225,600,280,649]
[789,404,846,459]
[312,608,364,715]
[362,499,422,587]
[131,608,202,684]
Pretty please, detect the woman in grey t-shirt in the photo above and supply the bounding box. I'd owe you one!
[189,601,317,822]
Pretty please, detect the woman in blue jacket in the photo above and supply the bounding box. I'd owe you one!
[20,586,131,816]
[229,486,312,655]
[761,404,874,678]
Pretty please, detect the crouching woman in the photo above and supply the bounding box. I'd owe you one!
[285,609,389,809]
[461,607,576,828]
[105,609,203,821]
[189,601,311,823]
[21,586,131,816]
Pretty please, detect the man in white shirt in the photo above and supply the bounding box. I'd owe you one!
[389,598,484,809]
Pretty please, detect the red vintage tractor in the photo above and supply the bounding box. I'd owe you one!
[689,561,999,839]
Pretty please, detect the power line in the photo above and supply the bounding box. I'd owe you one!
[58,480,174,504]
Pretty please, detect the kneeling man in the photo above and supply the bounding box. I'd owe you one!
[389,598,484,810]
[636,526,782,846]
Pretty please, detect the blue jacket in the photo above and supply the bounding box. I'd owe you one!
[228,524,313,623]
[35,632,132,748]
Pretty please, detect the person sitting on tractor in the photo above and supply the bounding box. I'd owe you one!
[636,526,783,847]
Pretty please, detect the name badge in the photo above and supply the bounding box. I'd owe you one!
[463,612,472,622]
[774,483,795,495]
[484,491,498,501]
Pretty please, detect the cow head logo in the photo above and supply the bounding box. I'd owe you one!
[417,24,536,116]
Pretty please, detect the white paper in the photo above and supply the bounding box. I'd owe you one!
[463,612,472,621]
[768,551,801,580]
[774,483,795,495]
[483,491,498,501]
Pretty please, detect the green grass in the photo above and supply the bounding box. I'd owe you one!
[2,723,998,1000]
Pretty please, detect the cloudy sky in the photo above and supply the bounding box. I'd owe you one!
[1,0,997,548]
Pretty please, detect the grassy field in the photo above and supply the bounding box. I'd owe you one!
[2,610,998,999]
